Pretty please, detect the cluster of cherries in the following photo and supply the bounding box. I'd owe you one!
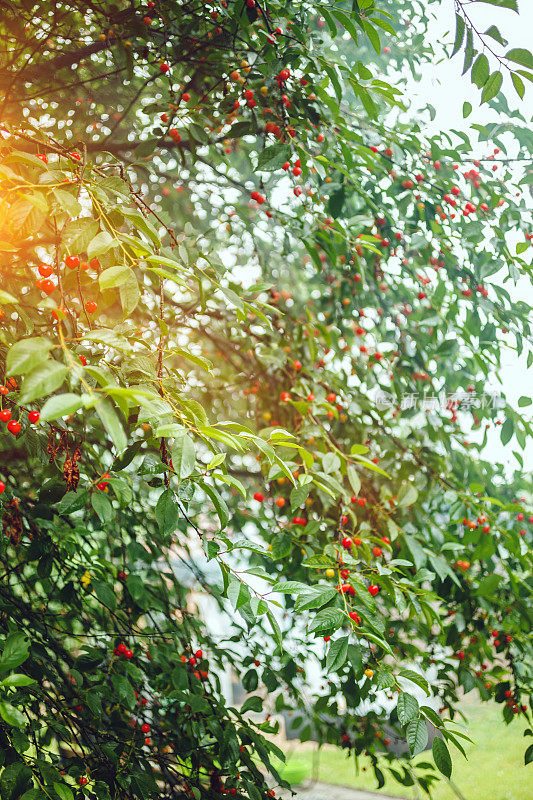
[35,255,99,317]
[0,383,40,441]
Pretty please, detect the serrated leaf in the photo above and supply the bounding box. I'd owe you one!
[6,337,53,375]
[506,48,533,70]
[155,489,179,535]
[40,393,83,421]
[172,430,195,479]
[481,71,503,103]
[19,361,67,403]
[406,717,428,756]
[88,230,117,259]
[433,736,452,778]
[325,635,349,672]
[397,692,419,725]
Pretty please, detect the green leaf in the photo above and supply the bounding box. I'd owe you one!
[99,265,133,291]
[308,608,345,635]
[433,737,452,778]
[481,71,503,103]
[0,674,35,687]
[511,73,525,99]
[256,144,291,172]
[472,54,490,87]
[172,430,196,479]
[155,489,179,535]
[53,188,81,217]
[397,692,419,725]
[451,13,465,56]
[500,417,513,445]
[19,361,67,403]
[290,482,311,511]
[203,483,230,529]
[462,27,474,75]
[241,695,263,714]
[506,48,533,70]
[112,674,136,709]
[0,633,30,672]
[325,636,349,672]
[95,399,127,452]
[93,580,117,610]
[53,784,74,800]
[0,701,26,727]
[91,491,114,524]
[6,337,53,375]
[406,718,428,756]
[398,484,418,507]
[88,230,117,259]
[40,393,83,421]
[347,465,361,496]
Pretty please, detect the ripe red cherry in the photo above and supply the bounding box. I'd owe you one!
[372,547,382,557]
[38,263,53,277]
[517,513,524,521]
[368,585,379,596]
[326,392,336,403]
[0,409,11,422]
[341,515,348,525]
[349,611,361,624]
[280,391,290,402]
[293,360,302,371]
[341,537,352,550]
[182,92,191,101]
[353,537,362,546]
[79,355,87,366]
[159,62,169,73]
[195,649,203,659]
[41,279,55,295]
[141,723,150,733]
[7,420,21,435]
[0,481,5,494]
[78,777,88,786]
[117,643,127,654]
[253,492,264,502]
[65,255,80,270]
[0,387,7,396]
[28,411,40,424]
[85,301,98,315]
[124,649,133,659]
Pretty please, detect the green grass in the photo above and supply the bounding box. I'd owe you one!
[273,700,532,800]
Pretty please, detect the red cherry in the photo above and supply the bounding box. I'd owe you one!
[159,62,169,73]
[7,420,21,435]
[0,481,5,494]
[28,411,40,424]
[79,355,87,366]
[0,387,7,396]
[349,611,361,624]
[141,723,150,733]
[124,649,133,659]
[117,643,127,654]
[40,279,55,295]
[341,537,352,550]
[368,585,379,596]
[353,537,362,546]
[85,301,98,315]
[253,492,264,502]
[78,777,88,786]
[65,255,80,270]
[0,409,11,422]
[195,649,203,659]
[38,263,53,277]
[372,547,382,557]
[326,392,336,402]
[280,391,290,402]
[293,360,302,371]
[517,513,524,521]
